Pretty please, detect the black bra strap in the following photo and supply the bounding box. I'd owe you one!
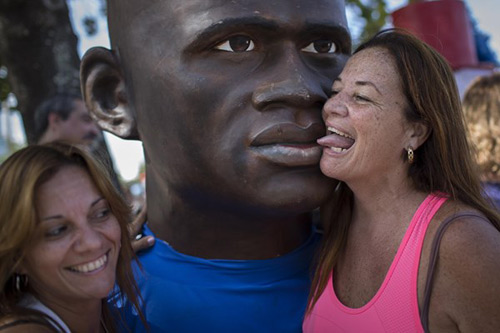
[421,211,490,332]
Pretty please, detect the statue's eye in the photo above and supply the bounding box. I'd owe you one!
[214,35,256,52]
[302,40,337,54]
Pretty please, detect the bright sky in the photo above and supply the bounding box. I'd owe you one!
[68,0,500,181]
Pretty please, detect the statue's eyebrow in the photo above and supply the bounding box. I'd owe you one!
[185,17,351,53]
[185,16,280,51]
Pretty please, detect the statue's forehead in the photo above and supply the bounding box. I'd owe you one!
[122,0,347,39]
[119,1,218,38]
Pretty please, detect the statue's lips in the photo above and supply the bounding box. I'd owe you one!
[250,122,324,167]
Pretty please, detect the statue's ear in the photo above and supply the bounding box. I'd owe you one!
[80,47,138,140]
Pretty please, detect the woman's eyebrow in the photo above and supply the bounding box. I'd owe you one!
[40,197,104,221]
[41,214,64,222]
[91,197,105,208]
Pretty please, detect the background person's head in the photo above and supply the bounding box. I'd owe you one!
[34,93,99,147]
[0,143,142,328]
[81,0,351,218]
[462,73,500,183]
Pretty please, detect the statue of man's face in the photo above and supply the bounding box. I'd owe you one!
[109,0,350,213]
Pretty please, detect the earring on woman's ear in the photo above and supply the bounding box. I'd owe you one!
[14,274,28,292]
[407,146,414,164]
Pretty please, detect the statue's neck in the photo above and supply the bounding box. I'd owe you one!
[145,180,312,260]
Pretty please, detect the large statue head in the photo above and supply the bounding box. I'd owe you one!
[81,0,350,239]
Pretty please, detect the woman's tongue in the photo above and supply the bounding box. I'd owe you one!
[317,132,354,150]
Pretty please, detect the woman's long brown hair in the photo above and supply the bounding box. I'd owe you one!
[307,29,500,313]
[0,143,147,331]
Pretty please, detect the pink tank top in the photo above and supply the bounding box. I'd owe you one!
[303,193,447,333]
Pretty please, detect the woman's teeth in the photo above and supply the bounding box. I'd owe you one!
[68,254,107,273]
[327,126,353,139]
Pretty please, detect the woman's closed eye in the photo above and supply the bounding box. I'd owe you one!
[330,90,339,97]
[354,94,372,102]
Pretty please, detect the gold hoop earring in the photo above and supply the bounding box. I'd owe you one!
[14,274,28,292]
[407,146,414,164]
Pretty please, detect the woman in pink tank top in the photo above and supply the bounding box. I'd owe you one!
[304,30,500,333]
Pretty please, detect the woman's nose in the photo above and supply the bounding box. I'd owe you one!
[73,224,103,252]
[323,93,348,118]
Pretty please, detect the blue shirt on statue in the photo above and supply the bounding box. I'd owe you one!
[117,224,320,333]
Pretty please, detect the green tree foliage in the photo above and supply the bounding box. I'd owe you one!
[346,0,389,46]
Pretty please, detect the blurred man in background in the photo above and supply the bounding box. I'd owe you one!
[34,92,99,148]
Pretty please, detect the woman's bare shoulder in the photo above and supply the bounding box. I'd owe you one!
[434,201,499,274]
[431,203,500,332]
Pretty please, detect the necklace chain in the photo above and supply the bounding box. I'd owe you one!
[100,318,109,333]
